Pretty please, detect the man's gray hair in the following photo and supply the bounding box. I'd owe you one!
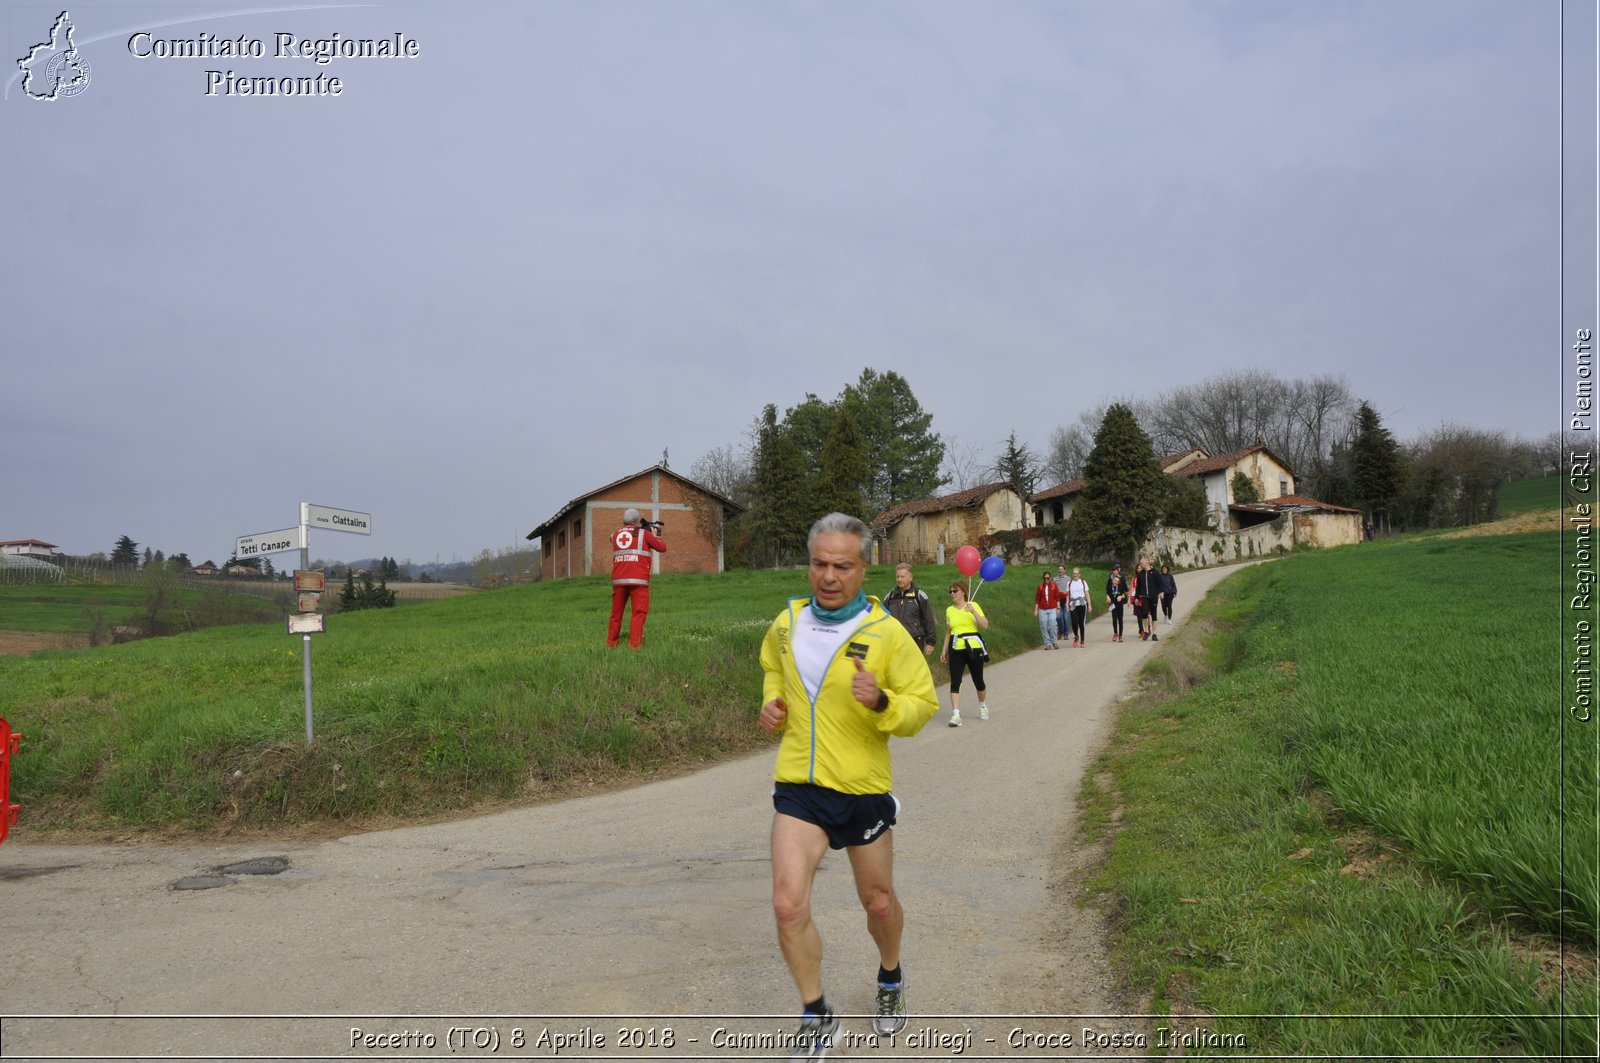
[623,508,641,524]
[894,562,913,574]
[807,512,872,561]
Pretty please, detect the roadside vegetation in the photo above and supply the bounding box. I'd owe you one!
[1,562,1072,832]
[1079,530,1596,1058]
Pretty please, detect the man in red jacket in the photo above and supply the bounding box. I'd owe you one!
[607,508,667,649]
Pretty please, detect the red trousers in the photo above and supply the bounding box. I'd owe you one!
[607,584,651,648]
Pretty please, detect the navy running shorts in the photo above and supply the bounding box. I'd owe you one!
[773,782,900,850]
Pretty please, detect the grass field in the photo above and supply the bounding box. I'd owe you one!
[1080,531,1596,1057]
[1499,473,1565,514]
[1,560,1072,830]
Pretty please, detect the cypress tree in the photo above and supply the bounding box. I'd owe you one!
[1066,403,1167,562]
[813,407,870,521]
[750,404,809,565]
[1350,401,1406,531]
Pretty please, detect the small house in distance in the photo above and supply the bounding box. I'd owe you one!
[870,483,1027,565]
[527,463,743,580]
[0,539,59,558]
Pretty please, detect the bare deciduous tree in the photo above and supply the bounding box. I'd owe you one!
[1041,408,1107,485]
[939,435,991,492]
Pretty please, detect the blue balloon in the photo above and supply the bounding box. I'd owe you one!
[978,555,1006,582]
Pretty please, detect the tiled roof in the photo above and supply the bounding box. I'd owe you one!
[528,464,744,539]
[1229,494,1359,515]
[1272,494,1360,514]
[1029,478,1086,504]
[1173,440,1294,478]
[871,482,1011,533]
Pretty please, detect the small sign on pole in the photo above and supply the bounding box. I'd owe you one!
[290,569,326,743]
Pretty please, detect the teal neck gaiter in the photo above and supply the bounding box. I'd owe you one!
[810,590,869,624]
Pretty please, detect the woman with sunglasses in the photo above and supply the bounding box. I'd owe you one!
[939,582,990,726]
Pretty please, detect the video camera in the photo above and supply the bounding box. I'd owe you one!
[639,518,665,534]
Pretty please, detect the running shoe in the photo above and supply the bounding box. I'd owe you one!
[873,979,909,1037]
[788,1010,839,1061]
[979,705,988,720]
[948,712,961,727]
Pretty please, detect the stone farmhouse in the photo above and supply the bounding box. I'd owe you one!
[881,438,1365,567]
[527,463,744,580]
[869,482,1028,565]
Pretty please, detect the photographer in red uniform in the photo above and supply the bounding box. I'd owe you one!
[608,508,667,649]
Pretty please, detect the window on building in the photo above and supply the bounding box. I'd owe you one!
[575,518,583,538]
[559,530,566,548]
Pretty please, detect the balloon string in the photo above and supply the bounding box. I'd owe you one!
[970,578,983,600]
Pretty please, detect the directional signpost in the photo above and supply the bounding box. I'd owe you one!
[233,503,372,744]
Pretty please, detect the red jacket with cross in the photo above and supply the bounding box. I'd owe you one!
[610,524,666,586]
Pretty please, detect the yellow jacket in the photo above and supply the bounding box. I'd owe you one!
[761,596,940,794]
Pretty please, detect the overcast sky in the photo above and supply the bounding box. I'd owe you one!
[2,0,1586,567]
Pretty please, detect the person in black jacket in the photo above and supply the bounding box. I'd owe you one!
[883,563,938,657]
[1105,565,1129,642]
[1132,558,1165,642]
[1159,564,1178,626]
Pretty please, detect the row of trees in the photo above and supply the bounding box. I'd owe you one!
[1042,373,1561,533]
[697,369,947,566]
[695,368,1557,567]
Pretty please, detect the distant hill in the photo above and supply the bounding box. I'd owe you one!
[319,558,478,585]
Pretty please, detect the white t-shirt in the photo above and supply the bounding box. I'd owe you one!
[1066,578,1090,607]
[791,606,867,705]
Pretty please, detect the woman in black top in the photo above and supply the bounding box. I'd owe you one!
[1105,570,1129,642]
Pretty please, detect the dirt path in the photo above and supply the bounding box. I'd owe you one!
[0,629,87,655]
[0,565,1250,1061]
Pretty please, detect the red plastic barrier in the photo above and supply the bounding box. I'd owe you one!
[0,717,20,845]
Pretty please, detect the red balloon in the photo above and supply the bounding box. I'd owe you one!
[954,545,982,577]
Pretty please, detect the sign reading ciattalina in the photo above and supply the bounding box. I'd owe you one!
[302,503,371,535]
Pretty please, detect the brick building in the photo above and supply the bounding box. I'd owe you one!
[527,463,743,580]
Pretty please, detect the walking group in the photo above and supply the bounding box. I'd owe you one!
[1105,559,1177,644]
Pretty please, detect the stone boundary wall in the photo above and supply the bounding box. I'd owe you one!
[1144,520,1294,568]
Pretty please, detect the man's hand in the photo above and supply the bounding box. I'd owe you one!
[851,658,881,709]
[759,696,788,732]
[922,643,933,657]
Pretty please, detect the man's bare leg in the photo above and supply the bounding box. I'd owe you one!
[771,813,831,1004]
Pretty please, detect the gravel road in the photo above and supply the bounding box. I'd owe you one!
[0,564,1248,1061]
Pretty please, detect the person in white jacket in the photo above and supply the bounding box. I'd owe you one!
[1065,567,1093,646]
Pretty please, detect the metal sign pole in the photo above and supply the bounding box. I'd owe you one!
[302,633,314,744]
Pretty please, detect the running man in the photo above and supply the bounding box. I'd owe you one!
[758,513,940,1059]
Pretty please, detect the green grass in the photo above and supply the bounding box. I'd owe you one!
[0,585,150,633]
[1,562,1058,830]
[1080,533,1597,1058]
[1499,473,1564,514]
